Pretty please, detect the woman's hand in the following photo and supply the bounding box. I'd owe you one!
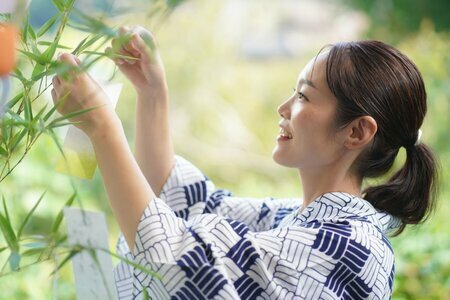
[51,53,120,139]
[107,26,168,99]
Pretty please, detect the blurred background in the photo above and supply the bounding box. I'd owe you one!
[0,0,449,298]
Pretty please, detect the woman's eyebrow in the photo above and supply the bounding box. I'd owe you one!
[298,78,317,89]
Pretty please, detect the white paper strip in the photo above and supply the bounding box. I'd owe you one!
[55,82,122,179]
[64,207,117,300]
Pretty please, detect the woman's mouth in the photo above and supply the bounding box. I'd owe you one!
[277,127,293,141]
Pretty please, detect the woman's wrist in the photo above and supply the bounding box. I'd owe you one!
[136,87,169,108]
[86,113,123,143]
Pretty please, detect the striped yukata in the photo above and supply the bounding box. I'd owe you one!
[114,156,401,299]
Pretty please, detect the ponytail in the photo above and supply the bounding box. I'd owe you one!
[325,41,440,235]
[364,143,439,235]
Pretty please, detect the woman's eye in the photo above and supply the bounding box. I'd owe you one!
[292,88,308,101]
[297,92,307,101]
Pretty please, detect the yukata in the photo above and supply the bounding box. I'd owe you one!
[114,156,401,300]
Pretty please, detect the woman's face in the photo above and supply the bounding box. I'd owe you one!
[272,53,344,170]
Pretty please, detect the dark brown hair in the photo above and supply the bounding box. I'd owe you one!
[326,41,439,234]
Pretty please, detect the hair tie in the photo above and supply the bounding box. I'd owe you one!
[414,129,423,146]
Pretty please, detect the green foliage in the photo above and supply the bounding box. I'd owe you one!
[0,0,187,296]
[341,0,450,42]
[1,0,448,298]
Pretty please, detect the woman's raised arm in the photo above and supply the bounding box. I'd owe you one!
[108,26,175,196]
[52,53,153,251]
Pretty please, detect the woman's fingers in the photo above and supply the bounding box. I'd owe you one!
[111,38,137,64]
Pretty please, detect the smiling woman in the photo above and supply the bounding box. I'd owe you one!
[50,24,438,298]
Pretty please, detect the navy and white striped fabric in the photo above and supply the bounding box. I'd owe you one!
[114,156,401,299]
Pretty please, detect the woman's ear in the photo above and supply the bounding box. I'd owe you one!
[343,116,377,150]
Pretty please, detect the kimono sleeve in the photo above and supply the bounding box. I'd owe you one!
[129,197,321,299]
[159,155,301,231]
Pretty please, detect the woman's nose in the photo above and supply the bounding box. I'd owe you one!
[277,99,291,120]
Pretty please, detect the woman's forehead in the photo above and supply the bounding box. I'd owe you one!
[297,53,328,87]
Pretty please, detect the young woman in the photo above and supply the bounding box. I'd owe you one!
[51,26,438,299]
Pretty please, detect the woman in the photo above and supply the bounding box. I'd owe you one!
[51,26,438,299]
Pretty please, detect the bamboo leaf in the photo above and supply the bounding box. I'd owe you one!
[9,129,28,151]
[0,213,18,252]
[38,41,71,49]
[51,194,76,234]
[83,50,138,61]
[21,19,28,44]
[22,247,46,257]
[2,196,10,225]
[31,63,46,80]
[71,36,89,55]
[50,248,80,275]
[17,191,46,239]
[52,0,65,12]
[11,71,28,86]
[0,146,7,156]
[28,24,36,41]
[75,34,105,54]
[18,50,46,65]
[100,248,162,280]
[9,252,21,271]
[5,92,24,110]
[50,105,102,124]
[23,94,33,122]
[143,288,150,300]
[48,121,80,129]
[37,14,60,37]
[42,41,59,64]
[47,128,65,160]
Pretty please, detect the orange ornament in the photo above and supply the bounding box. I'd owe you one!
[0,23,18,76]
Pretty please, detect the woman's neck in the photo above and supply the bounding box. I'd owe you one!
[298,165,362,211]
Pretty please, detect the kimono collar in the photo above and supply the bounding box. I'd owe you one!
[289,192,402,234]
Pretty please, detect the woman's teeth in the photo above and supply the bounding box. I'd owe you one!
[279,128,293,139]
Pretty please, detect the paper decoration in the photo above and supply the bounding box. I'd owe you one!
[0,0,17,13]
[64,207,117,300]
[55,83,122,179]
[0,23,18,76]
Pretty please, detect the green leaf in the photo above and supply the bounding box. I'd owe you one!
[42,41,59,64]
[83,50,138,61]
[21,17,29,44]
[9,252,21,271]
[18,50,46,65]
[48,121,80,129]
[50,248,81,275]
[0,213,18,252]
[21,247,46,257]
[28,24,37,41]
[74,34,105,54]
[71,36,89,56]
[2,196,10,224]
[30,63,46,84]
[17,191,46,239]
[0,146,7,156]
[5,92,24,110]
[52,0,65,12]
[143,288,150,300]
[101,249,162,280]
[23,94,33,122]
[51,194,76,234]
[38,41,71,49]
[0,246,8,254]
[37,14,60,38]
[11,70,28,86]
[9,128,28,151]
[50,105,103,124]
[46,128,65,160]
